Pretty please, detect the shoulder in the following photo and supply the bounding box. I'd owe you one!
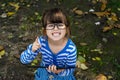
[66,39,77,53]
[68,39,77,49]
[38,36,47,43]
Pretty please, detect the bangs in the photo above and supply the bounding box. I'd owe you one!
[47,13,64,23]
[42,8,69,28]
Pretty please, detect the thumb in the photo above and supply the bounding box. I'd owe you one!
[35,37,39,43]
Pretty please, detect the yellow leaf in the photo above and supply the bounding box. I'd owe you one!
[100,0,107,4]
[113,32,117,36]
[117,8,120,11]
[33,59,38,64]
[76,60,81,68]
[0,46,5,59]
[95,57,101,61]
[103,26,112,32]
[80,42,87,46]
[31,63,36,66]
[7,12,15,16]
[100,0,107,11]
[72,7,78,12]
[93,11,110,17]
[92,58,96,61]
[74,10,84,15]
[110,14,118,21]
[92,0,97,4]
[114,24,120,28]
[95,74,107,80]
[9,2,20,11]
[101,3,106,11]
[80,63,88,70]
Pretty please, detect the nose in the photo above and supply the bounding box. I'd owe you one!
[54,24,58,30]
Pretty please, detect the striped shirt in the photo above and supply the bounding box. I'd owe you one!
[20,36,77,76]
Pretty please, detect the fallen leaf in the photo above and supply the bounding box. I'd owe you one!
[92,57,101,61]
[95,57,101,61]
[7,12,16,16]
[78,56,86,63]
[80,42,88,46]
[101,3,106,11]
[0,45,5,59]
[112,32,117,36]
[93,11,110,17]
[103,26,113,32]
[80,63,88,70]
[74,10,84,15]
[114,24,120,28]
[110,13,118,21]
[76,60,81,68]
[99,0,107,4]
[72,7,78,12]
[95,74,107,80]
[1,13,7,18]
[9,2,20,11]
[14,54,20,59]
[92,0,97,4]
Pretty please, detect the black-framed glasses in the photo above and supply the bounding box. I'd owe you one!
[46,23,66,30]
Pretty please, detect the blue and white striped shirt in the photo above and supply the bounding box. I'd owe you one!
[20,36,77,76]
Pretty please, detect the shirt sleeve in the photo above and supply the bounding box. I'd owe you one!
[59,44,77,76]
[20,36,42,64]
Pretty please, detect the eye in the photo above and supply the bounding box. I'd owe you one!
[58,23,64,27]
[48,24,54,27]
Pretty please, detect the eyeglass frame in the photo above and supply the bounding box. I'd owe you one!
[46,23,66,30]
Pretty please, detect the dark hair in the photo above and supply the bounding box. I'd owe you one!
[41,8,71,37]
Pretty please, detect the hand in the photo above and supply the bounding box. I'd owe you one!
[32,37,41,52]
[47,65,64,74]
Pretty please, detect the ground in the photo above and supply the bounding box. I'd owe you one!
[0,0,120,80]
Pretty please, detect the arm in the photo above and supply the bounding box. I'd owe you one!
[20,37,41,64]
[59,46,77,76]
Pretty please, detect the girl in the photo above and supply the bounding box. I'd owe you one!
[20,8,77,80]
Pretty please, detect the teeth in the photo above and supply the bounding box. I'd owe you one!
[52,32,60,36]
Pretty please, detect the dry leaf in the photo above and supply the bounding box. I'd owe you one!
[110,13,118,21]
[114,24,120,28]
[93,11,110,17]
[7,12,15,16]
[74,10,84,15]
[101,3,106,11]
[95,57,101,61]
[72,7,78,12]
[99,0,107,4]
[95,74,107,80]
[103,26,112,32]
[80,63,88,70]
[76,60,81,68]
[80,42,88,46]
[9,2,20,11]
[0,45,5,59]
[92,0,97,4]
[1,13,7,18]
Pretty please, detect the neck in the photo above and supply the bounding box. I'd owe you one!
[48,37,67,46]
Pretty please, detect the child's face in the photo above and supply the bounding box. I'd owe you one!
[46,23,66,41]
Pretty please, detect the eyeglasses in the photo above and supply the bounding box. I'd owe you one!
[46,23,66,30]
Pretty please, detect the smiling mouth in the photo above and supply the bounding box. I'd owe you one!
[52,32,61,37]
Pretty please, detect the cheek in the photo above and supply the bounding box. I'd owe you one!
[46,30,52,36]
[62,30,67,35]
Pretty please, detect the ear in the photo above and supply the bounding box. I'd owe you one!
[42,28,46,36]
[66,27,71,38]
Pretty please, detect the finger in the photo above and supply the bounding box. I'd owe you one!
[48,65,51,71]
[46,66,51,72]
[35,37,39,43]
[53,65,57,71]
[51,65,54,71]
